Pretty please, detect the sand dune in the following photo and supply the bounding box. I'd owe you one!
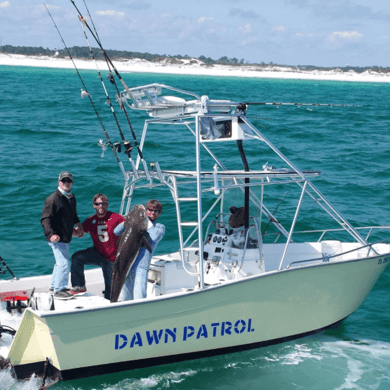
[1,53,389,83]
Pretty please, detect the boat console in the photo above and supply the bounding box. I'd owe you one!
[148,212,264,296]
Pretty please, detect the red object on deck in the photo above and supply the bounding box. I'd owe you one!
[0,290,29,302]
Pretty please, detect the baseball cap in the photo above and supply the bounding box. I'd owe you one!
[58,171,73,181]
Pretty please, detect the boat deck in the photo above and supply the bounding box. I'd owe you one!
[1,241,389,317]
[47,291,110,313]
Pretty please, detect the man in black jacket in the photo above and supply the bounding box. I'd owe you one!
[41,171,83,300]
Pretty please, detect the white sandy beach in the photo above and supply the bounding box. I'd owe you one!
[1,52,389,83]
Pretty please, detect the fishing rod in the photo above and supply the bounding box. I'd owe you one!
[82,0,102,47]
[261,192,287,238]
[80,2,144,158]
[70,1,130,93]
[44,4,126,177]
[75,16,140,174]
[0,256,17,280]
[77,11,145,168]
[246,116,281,121]
[70,0,146,165]
[75,1,147,175]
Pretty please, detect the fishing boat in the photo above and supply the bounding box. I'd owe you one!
[0,2,389,386]
[1,80,390,385]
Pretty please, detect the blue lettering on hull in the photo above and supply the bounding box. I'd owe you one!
[115,318,255,350]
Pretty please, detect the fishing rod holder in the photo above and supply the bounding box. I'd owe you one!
[150,162,164,182]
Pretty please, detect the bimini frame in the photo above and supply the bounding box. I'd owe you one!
[117,84,371,289]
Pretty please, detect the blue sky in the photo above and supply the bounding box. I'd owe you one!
[1,0,390,67]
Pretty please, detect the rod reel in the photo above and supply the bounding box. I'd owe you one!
[107,73,115,85]
[98,139,133,157]
[97,139,107,157]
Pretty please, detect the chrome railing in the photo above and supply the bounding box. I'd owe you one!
[264,226,390,243]
[286,235,390,269]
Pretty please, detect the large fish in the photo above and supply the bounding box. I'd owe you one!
[110,204,152,303]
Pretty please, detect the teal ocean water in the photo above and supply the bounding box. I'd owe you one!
[1,65,390,389]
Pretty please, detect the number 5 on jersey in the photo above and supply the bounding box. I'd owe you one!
[98,225,109,242]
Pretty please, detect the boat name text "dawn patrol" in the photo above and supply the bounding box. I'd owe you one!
[115,318,255,349]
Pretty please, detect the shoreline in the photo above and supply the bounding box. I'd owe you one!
[1,53,390,83]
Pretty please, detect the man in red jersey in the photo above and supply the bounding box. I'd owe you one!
[70,193,125,299]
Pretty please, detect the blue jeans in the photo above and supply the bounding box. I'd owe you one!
[71,246,113,300]
[119,266,148,301]
[48,242,70,293]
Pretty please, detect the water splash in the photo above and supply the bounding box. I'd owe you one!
[0,310,23,359]
[0,369,40,390]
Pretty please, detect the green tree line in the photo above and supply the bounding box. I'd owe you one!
[0,44,246,66]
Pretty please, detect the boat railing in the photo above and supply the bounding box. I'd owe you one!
[122,168,321,194]
[264,226,390,243]
[286,235,390,269]
[119,83,201,108]
[119,83,250,119]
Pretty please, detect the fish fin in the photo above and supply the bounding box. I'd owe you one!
[141,236,152,253]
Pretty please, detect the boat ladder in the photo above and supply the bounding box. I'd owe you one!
[171,176,203,277]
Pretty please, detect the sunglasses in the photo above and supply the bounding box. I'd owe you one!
[94,202,108,207]
[147,208,160,214]
[61,178,73,184]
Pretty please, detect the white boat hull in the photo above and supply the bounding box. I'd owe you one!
[6,253,389,381]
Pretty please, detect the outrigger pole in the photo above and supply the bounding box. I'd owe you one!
[244,102,360,107]
[70,0,148,172]
[44,4,126,178]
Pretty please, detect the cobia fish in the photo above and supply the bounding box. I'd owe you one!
[110,204,152,303]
